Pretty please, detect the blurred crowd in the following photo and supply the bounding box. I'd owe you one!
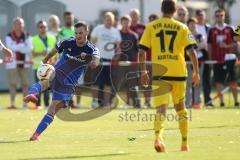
[1,5,240,109]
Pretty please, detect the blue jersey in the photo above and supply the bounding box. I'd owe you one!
[55,38,100,84]
[51,37,100,100]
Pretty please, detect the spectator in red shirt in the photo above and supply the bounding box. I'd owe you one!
[5,17,33,109]
[129,8,146,40]
[208,9,239,107]
[119,15,140,108]
[129,8,152,108]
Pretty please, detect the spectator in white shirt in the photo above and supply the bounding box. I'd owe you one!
[195,9,213,107]
[5,17,33,109]
[48,15,61,38]
[91,12,121,107]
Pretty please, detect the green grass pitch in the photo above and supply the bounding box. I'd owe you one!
[0,93,240,160]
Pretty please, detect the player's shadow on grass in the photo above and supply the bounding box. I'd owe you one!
[19,153,131,160]
[0,140,28,144]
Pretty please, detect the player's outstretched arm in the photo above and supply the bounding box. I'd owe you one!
[138,48,149,87]
[42,48,58,64]
[0,40,13,59]
[188,48,200,87]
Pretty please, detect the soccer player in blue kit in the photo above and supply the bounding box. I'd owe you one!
[24,21,100,141]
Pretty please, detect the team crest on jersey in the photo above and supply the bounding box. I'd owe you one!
[237,25,240,30]
[66,53,87,62]
[188,34,195,40]
[235,25,240,34]
[236,25,240,32]
[80,52,87,59]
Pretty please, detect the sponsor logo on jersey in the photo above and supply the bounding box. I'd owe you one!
[66,53,87,62]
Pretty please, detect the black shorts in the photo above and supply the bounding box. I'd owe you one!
[213,60,237,83]
[121,64,140,88]
[95,65,111,86]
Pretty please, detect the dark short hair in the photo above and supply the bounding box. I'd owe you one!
[64,11,73,17]
[187,17,197,26]
[215,9,225,15]
[161,0,176,15]
[74,21,88,31]
[37,20,47,27]
[195,9,204,16]
[148,13,159,22]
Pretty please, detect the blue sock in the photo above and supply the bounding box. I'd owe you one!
[35,114,54,135]
[29,82,42,95]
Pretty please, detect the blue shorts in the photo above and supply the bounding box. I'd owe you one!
[51,91,73,101]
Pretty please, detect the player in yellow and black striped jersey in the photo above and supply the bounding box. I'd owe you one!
[138,0,200,152]
[0,39,13,59]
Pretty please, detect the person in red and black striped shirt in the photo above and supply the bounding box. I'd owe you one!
[208,9,239,107]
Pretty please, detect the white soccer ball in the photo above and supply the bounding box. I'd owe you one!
[37,64,55,81]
